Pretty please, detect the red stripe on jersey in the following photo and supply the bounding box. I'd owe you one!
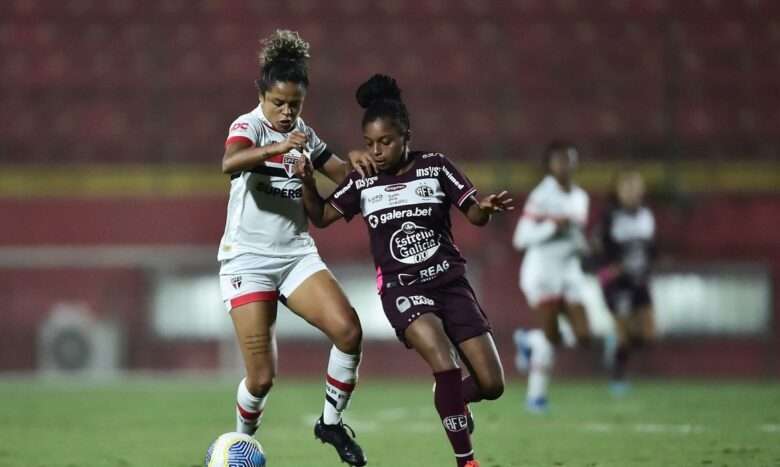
[266,153,285,163]
[225,136,253,148]
[230,291,278,309]
[522,212,565,222]
[236,403,263,420]
[523,212,586,226]
[326,374,356,393]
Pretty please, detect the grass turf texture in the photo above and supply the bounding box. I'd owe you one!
[0,378,778,467]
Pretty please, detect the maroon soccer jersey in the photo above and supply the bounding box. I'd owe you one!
[327,151,477,291]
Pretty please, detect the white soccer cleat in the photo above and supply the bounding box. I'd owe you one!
[525,396,549,415]
[513,328,532,372]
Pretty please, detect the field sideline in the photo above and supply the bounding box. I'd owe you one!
[0,377,778,467]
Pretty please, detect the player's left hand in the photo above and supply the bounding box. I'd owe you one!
[478,190,514,214]
[293,154,315,184]
[347,149,377,178]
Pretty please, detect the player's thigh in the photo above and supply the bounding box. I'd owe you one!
[284,269,362,352]
[404,313,459,373]
[230,300,279,390]
[458,333,504,399]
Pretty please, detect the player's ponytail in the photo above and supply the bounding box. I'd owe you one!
[256,30,310,94]
[356,74,411,137]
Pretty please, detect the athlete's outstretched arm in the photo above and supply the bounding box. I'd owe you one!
[294,157,344,228]
[221,131,307,174]
[464,191,514,226]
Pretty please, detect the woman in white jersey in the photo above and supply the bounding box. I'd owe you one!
[218,30,371,466]
[511,141,591,413]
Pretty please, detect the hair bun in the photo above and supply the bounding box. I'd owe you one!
[259,30,310,68]
[356,74,402,109]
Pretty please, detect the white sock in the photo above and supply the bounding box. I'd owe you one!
[236,377,268,435]
[323,346,360,425]
[526,330,555,401]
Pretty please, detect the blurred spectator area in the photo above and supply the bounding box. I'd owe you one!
[1,0,779,163]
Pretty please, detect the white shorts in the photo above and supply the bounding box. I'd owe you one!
[219,252,328,311]
[520,255,586,308]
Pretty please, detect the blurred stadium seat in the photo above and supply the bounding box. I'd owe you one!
[2,0,778,163]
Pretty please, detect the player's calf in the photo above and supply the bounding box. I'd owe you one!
[235,377,270,435]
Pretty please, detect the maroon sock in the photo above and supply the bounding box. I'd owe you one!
[461,375,483,404]
[434,369,474,467]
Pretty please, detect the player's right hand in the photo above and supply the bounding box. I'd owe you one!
[293,154,315,184]
[275,131,308,154]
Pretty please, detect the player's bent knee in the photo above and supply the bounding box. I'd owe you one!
[330,319,363,353]
[481,379,505,400]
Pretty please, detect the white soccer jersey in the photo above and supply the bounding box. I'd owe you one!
[513,175,590,305]
[218,105,332,260]
[513,175,590,257]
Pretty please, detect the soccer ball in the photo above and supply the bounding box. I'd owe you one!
[204,432,266,467]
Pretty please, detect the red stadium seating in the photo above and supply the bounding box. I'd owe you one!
[1,0,778,163]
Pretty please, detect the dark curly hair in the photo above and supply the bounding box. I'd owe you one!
[256,30,310,94]
[356,74,410,136]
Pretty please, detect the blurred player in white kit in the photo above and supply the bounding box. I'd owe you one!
[512,141,591,413]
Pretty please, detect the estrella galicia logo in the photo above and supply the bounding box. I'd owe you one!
[396,296,411,313]
[415,184,434,198]
[390,222,440,264]
[231,276,242,290]
[368,215,379,229]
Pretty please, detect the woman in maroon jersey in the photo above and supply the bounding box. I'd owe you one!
[295,74,512,467]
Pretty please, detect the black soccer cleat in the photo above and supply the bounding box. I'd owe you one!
[314,416,367,466]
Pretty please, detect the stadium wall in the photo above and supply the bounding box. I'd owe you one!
[1,187,778,378]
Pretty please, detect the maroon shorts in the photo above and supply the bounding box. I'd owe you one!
[380,275,492,347]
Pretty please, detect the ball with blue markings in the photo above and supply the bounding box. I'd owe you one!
[204,432,266,467]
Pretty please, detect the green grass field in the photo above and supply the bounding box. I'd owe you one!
[0,377,778,467]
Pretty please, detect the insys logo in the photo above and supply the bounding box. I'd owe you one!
[390,222,440,264]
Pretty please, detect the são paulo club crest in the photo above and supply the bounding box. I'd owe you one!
[231,275,242,290]
[390,221,440,264]
[282,149,304,177]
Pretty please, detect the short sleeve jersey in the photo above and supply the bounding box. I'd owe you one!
[327,151,478,291]
[218,105,333,260]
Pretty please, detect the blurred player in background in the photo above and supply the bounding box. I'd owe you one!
[512,141,591,413]
[296,74,511,467]
[218,30,374,466]
[593,170,656,394]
